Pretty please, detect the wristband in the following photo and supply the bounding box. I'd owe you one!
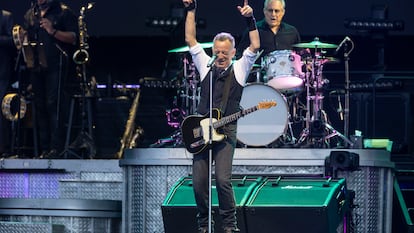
[246,16,257,31]
[52,29,58,37]
[185,0,196,11]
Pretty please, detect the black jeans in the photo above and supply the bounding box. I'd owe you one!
[31,68,64,152]
[192,137,237,230]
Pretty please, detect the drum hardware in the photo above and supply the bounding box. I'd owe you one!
[152,51,201,148]
[248,64,262,83]
[293,38,353,148]
[179,54,200,116]
[166,106,186,128]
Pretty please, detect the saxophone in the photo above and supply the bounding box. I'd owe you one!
[116,89,144,159]
[73,3,92,64]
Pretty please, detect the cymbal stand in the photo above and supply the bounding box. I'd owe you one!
[297,50,353,148]
[296,55,313,145]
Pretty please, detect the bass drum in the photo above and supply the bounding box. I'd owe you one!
[237,83,288,147]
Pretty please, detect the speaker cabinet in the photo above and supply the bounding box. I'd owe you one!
[244,177,347,233]
[162,176,264,233]
[393,172,414,233]
[94,97,131,158]
[349,92,412,153]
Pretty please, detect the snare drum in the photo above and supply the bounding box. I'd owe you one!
[237,83,288,146]
[263,50,304,92]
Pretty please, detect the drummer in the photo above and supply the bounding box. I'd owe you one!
[237,0,300,60]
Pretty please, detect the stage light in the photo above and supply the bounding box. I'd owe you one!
[344,18,404,31]
[145,17,181,28]
[145,17,206,29]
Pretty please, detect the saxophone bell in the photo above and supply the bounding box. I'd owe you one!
[73,48,89,64]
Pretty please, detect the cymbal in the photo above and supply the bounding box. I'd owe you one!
[293,38,338,49]
[168,42,214,53]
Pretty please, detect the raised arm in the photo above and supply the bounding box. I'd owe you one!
[237,0,260,53]
[183,0,198,48]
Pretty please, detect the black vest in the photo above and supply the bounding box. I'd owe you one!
[197,65,244,117]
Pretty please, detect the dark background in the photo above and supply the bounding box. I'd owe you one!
[3,0,414,157]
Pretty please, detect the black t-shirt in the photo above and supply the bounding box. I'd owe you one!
[237,20,301,59]
[24,2,78,70]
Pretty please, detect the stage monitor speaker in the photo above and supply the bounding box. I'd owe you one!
[244,177,347,233]
[161,175,264,233]
[392,174,414,233]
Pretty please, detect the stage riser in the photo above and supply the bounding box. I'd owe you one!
[0,160,123,233]
[0,221,64,233]
[120,148,394,233]
[0,216,118,233]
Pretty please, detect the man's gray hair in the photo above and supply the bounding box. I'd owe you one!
[213,32,235,49]
[264,0,286,10]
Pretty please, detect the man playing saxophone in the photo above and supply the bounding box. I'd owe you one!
[21,0,78,158]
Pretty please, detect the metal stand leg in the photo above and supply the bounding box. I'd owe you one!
[61,96,95,159]
[295,48,353,148]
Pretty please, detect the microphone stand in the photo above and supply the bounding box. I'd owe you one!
[207,63,214,233]
[343,45,350,139]
[55,44,68,131]
[342,39,354,141]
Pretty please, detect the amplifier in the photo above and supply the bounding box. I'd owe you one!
[244,177,348,233]
[162,176,264,233]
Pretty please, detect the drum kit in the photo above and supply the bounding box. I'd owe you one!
[163,37,353,149]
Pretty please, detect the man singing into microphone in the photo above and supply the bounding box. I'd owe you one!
[22,0,78,158]
[182,0,260,232]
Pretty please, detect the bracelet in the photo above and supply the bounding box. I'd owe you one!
[246,17,257,31]
[52,29,58,36]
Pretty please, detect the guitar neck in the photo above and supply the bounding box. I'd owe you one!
[213,106,258,129]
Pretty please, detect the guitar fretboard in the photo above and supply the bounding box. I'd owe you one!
[212,106,258,129]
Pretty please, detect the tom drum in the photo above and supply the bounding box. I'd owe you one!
[263,50,304,92]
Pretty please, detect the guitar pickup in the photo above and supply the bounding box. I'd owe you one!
[190,139,205,148]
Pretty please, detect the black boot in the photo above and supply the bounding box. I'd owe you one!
[223,227,240,233]
[198,227,214,233]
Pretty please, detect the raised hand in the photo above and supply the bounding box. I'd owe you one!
[183,0,196,11]
[237,0,253,18]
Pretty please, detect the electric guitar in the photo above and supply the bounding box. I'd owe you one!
[181,101,276,154]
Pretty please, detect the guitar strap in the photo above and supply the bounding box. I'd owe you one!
[219,65,234,115]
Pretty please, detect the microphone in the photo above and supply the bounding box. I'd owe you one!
[335,36,350,53]
[207,54,218,68]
